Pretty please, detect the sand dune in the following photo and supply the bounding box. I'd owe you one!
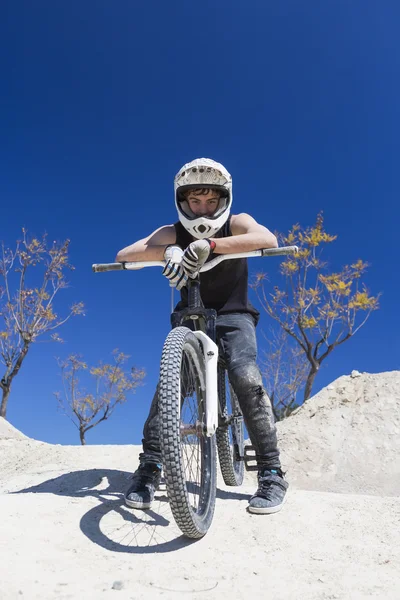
[1,371,399,599]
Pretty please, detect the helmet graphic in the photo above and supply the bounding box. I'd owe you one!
[174,158,232,239]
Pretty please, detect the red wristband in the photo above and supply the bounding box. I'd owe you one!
[207,239,216,252]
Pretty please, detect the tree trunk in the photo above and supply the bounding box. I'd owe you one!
[303,366,319,401]
[0,386,11,418]
[0,342,30,419]
[270,391,279,421]
[79,428,86,445]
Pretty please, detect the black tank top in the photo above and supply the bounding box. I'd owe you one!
[174,217,260,324]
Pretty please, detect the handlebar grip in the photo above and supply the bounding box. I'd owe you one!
[92,263,125,273]
[261,246,298,257]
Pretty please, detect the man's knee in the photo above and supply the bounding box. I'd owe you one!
[228,363,265,396]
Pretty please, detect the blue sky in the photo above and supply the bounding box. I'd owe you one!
[1,0,398,446]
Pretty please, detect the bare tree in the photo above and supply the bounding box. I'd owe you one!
[260,327,308,420]
[0,230,84,418]
[253,213,380,401]
[55,350,145,444]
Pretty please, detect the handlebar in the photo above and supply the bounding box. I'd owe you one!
[92,246,298,273]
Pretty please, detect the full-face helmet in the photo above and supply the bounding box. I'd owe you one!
[174,158,232,239]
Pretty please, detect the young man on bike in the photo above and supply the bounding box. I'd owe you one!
[116,157,288,515]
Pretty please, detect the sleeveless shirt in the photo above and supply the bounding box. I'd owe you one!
[174,217,260,324]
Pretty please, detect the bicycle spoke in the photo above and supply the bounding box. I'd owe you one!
[180,354,203,511]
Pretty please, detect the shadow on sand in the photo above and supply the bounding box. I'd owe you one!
[13,468,250,554]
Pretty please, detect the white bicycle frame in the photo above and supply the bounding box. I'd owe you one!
[93,245,298,436]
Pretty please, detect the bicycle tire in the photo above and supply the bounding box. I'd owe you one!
[216,365,244,486]
[159,326,217,539]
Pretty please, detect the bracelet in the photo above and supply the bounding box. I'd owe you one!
[206,239,217,252]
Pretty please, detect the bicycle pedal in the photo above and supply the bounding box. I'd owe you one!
[243,445,259,471]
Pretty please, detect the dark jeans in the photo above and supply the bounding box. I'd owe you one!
[140,312,281,470]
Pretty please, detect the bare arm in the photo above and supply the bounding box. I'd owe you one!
[210,213,278,254]
[115,225,176,262]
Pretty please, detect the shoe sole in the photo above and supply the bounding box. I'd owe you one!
[247,491,288,515]
[124,497,152,510]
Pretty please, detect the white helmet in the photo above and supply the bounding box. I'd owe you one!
[174,158,232,239]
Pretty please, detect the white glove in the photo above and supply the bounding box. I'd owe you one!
[164,245,184,264]
[182,239,216,278]
[162,245,188,290]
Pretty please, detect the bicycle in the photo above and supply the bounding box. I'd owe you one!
[93,245,297,539]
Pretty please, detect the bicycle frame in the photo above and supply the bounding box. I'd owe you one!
[92,245,298,437]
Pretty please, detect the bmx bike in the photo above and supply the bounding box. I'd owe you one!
[93,245,297,539]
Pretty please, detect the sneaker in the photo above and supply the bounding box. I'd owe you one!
[248,467,289,514]
[124,463,162,510]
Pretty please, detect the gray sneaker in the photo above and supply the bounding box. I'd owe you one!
[248,468,288,514]
[124,463,162,510]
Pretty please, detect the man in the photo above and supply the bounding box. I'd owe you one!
[116,157,288,514]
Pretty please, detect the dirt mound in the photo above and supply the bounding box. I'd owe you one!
[1,371,399,498]
[0,371,399,599]
[0,416,29,441]
[278,370,400,496]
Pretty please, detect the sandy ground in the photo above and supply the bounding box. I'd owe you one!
[1,371,399,600]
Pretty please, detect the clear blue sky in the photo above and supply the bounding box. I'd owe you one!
[1,0,398,446]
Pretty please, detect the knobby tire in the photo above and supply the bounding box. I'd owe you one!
[216,365,244,486]
[159,326,217,539]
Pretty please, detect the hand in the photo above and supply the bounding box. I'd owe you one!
[162,245,188,290]
[164,245,184,264]
[182,239,216,278]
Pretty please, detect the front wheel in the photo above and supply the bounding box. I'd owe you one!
[159,326,217,539]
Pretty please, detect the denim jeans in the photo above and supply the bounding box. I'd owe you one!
[140,312,281,470]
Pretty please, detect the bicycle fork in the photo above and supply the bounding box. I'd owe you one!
[192,330,219,437]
